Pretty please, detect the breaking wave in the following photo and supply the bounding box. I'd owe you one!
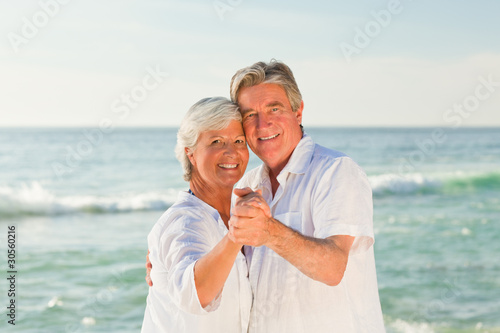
[0,182,178,218]
[369,171,500,196]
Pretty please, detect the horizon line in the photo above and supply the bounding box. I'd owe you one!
[1,125,499,129]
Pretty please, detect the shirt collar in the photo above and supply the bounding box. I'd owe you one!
[280,132,314,175]
[179,191,222,225]
[253,133,315,189]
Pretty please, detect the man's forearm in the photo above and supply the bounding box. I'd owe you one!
[267,218,354,286]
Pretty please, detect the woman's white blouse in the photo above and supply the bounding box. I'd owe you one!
[141,191,252,333]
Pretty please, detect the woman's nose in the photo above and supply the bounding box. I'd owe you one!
[223,144,236,156]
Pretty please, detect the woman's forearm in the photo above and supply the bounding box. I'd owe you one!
[193,235,242,308]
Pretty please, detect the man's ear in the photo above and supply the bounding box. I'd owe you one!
[295,100,304,124]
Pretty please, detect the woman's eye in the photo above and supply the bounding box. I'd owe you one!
[212,139,221,144]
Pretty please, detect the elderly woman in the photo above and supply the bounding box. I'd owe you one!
[141,97,252,332]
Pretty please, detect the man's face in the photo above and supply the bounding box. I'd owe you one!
[237,83,303,173]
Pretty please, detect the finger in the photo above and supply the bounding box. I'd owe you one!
[233,187,254,197]
[229,215,259,231]
[228,228,252,246]
[227,227,244,246]
[230,230,261,247]
[146,250,152,268]
[229,215,244,228]
[232,205,260,219]
[145,275,153,287]
[254,201,272,218]
[238,200,271,218]
[235,191,265,206]
[145,249,153,286]
[234,201,272,219]
[236,196,264,208]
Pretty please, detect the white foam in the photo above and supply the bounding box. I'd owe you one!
[369,173,441,195]
[461,227,472,236]
[81,317,96,326]
[0,182,178,217]
[388,318,435,333]
[47,296,63,308]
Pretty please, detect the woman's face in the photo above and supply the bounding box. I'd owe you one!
[188,120,249,189]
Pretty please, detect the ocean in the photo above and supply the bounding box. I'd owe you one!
[0,127,499,332]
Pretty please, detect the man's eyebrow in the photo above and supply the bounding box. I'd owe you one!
[266,102,285,108]
[241,108,254,116]
[241,102,285,115]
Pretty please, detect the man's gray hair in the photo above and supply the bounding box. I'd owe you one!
[230,59,303,112]
[175,97,241,181]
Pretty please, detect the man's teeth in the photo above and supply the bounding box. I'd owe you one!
[219,164,238,169]
[259,134,279,141]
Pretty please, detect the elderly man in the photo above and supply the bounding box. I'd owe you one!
[146,60,385,332]
[227,60,385,332]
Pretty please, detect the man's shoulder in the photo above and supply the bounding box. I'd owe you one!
[238,164,265,187]
[312,143,348,160]
[311,143,358,169]
[309,143,368,180]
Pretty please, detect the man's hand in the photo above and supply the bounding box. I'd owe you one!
[145,250,153,287]
[229,189,354,286]
[228,188,274,247]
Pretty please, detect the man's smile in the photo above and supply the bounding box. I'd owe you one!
[258,133,279,141]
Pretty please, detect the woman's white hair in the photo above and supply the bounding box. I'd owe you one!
[175,97,241,181]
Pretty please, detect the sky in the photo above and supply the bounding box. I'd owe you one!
[0,0,499,127]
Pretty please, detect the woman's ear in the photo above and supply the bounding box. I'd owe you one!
[185,147,195,166]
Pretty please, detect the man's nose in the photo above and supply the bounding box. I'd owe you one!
[256,112,271,129]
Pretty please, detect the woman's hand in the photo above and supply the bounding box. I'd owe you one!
[145,250,153,287]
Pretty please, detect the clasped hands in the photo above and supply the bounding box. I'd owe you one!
[145,187,274,287]
[228,187,274,247]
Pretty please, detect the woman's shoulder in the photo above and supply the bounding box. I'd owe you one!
[151,193,218,238]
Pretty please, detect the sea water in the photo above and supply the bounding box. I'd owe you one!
[0,127,499,332]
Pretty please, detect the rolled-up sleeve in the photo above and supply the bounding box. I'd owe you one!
[312,157,374,254]
[156,214,222,315]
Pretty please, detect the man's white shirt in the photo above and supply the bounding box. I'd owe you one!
[236,134,385,333]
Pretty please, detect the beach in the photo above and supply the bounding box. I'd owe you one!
[1,127,499,332]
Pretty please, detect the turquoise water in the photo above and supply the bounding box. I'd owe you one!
[0,127,499,332]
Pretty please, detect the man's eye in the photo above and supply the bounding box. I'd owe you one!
[235,139,246,144]
[271,107,279,112]
[212,139,221,144]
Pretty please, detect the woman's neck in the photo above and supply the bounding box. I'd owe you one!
[189,178,232,227]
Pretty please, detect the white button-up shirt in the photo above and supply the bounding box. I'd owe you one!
[142,192,252,333]
[237,134,385,332]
